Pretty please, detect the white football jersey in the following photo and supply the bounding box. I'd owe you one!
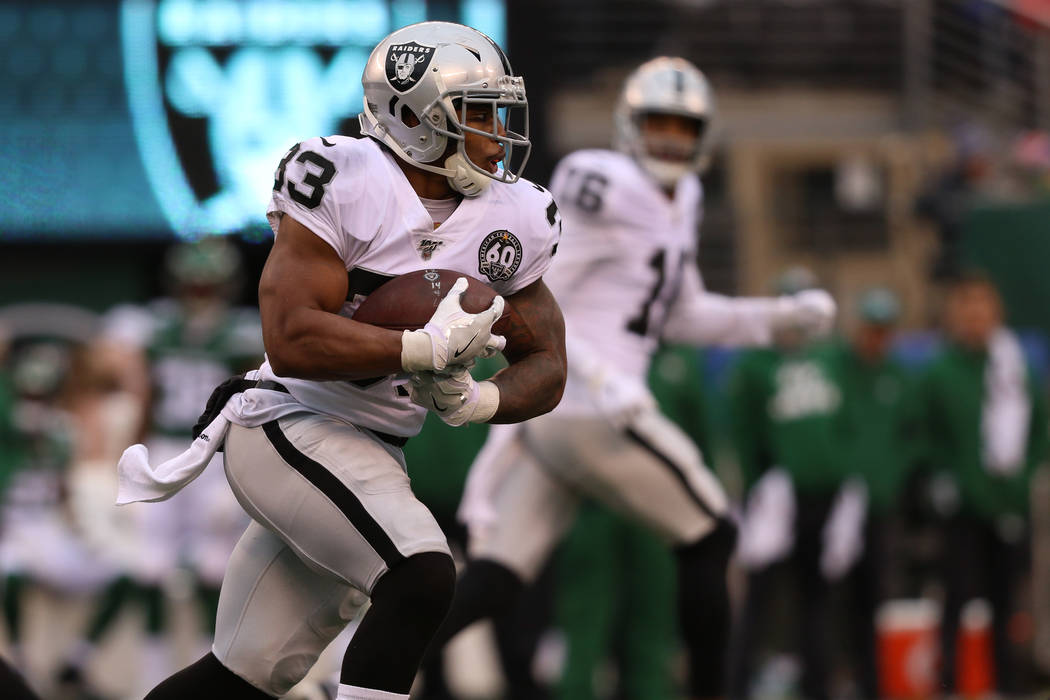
[251,136,561,437]
[547,149,703,414]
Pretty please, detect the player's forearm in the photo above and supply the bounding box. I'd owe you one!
[662,292,779,347]
[485,279,567,422]
[489,349,566,423]
[264,306,405,381]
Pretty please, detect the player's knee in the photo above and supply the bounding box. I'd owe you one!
[674,518,736,630]
[675,517,737,620]
[373,551,456,631]
[677,516,737,577]
[146,652,276,700]
[218,644,311,698]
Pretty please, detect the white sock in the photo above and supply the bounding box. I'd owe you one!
[336,684,409,700]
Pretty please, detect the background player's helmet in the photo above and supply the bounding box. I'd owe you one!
[359,21,530,197]
[11,342,71,401]
[773,266,820,296]
[163,236,242,303]
[614,57,714,187]
[858,286,901,325]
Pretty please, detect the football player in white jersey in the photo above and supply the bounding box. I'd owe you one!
[423,58,835,700]
[132,21,566,700]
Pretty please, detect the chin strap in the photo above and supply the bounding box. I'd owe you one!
[639,156,691,188]
[362,116,491,198]
[444,152,491,197]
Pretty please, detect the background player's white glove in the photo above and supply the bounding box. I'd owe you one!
[737,467,796,570]
[772,289,837,335]
[410,368,500,426]
[401,277,506,373]
[586,369,658,430]
[820,478,868,581]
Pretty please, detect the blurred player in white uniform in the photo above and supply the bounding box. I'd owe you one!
[120,21,566,700]
[0,342,124,674]
[55,238,262,693]
[125,237,261,622]
[425,58,836,700]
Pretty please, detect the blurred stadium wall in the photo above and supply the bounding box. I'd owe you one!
[2,0,1048,329]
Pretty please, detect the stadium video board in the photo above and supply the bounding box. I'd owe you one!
[0,0,506,239]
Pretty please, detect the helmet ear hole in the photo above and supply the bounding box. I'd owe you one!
[400,105,421,128]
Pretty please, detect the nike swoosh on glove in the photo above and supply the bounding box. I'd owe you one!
[410,368,500,426]
[401,277,506,372]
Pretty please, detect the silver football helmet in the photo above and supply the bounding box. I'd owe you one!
[614,57,714,187]
[360,22,530,197]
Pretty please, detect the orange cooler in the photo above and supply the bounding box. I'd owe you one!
[877,599,940,699]
[955,599,994,697]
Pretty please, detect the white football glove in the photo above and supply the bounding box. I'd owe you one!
[773,289,837,335]
[410,368,500,426]
[401,277,506,373]
[820,478,868,581]
[585,368,657,430]
[737,468,796,570]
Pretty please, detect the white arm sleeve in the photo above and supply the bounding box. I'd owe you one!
[563,323,608,386]
[661,262,782,347]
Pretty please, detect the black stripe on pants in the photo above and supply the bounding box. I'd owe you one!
[261,420,405,569]
[625,427,719,519]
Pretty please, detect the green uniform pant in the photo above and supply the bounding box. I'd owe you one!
[557,502,676,700]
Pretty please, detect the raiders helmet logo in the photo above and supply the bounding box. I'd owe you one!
[386,42,435,92]
[478,230,523,282]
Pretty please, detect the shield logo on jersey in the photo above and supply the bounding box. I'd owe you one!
[418,239,444,261]
[120,0,370,237]
[478,230,523,282]
[385,42,435,92]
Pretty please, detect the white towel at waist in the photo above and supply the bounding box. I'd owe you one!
[116,387,303,505]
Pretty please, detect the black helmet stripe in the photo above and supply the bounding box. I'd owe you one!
[476,30,513,74]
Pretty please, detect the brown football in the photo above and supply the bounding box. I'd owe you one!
[352,269,514,337]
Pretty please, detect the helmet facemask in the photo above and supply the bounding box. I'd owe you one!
[423,75,530,196]
[629,111,707,187]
